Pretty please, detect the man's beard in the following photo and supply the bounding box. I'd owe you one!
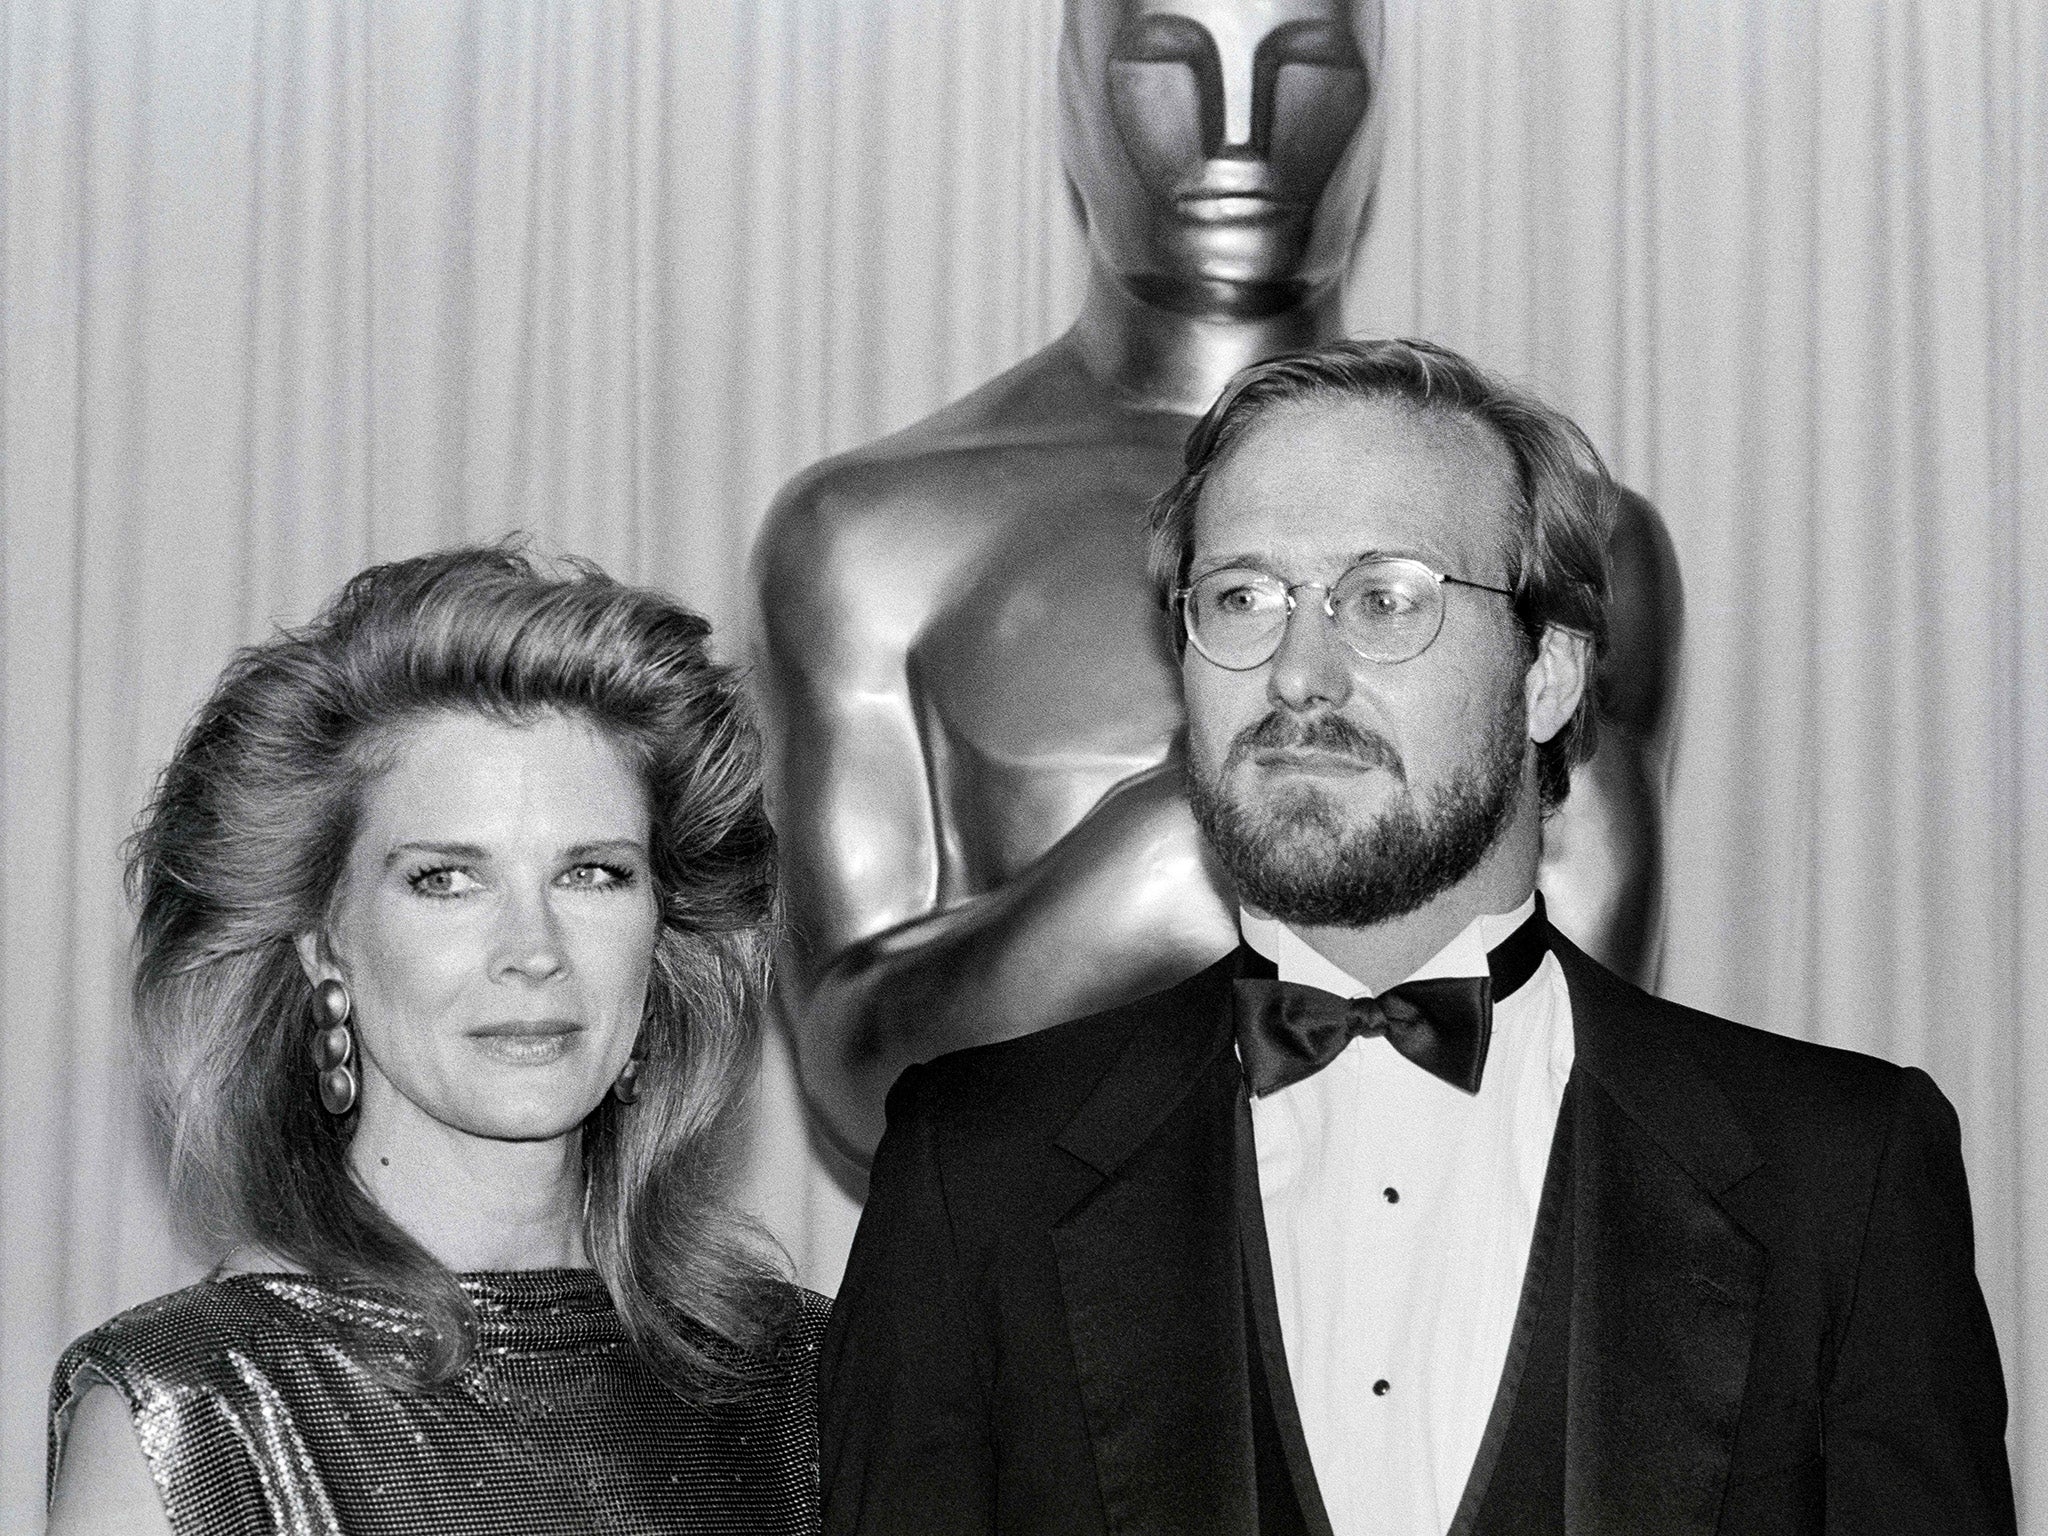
[1186,700,1526,929]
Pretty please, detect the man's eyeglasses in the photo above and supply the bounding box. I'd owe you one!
[1173,556,1517,671]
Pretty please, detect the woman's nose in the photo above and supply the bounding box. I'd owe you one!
[491,888,566,982]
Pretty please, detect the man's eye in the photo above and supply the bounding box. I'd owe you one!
[1200,576,1284,617]
[1341,584,1421,620]
[409,866,481,898]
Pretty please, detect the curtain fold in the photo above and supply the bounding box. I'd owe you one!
[3,1,2039,1527]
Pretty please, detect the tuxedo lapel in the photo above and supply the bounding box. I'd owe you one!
[1447,1082,1579,1536]
[1235,1092,1337,1536]
[1050,957,1264,1535]
[1552,937,1768,1536]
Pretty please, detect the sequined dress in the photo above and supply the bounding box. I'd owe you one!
[48,1270,827,1535]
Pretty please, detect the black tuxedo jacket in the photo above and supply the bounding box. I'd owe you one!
[820,933,2015,1534]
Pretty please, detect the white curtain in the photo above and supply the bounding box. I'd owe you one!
[2,1,2040,1529]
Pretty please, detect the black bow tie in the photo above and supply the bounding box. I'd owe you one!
[1232,901,1551,1098]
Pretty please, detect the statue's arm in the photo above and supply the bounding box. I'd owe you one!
[751,485,1236,1161]
[1537,484,1685,985]
[799,759,1235,1159]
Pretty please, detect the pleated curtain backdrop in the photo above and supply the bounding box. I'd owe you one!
[2,1,2041,1530]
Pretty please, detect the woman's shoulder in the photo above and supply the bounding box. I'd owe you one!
[756,1281,830,1384]
[784,1282,831,1354]
[701,1280,828,1396]
[55,1277,399,1433]
[49,1276,335,1530]
[660,1280,828,1439]
[59,1278,289,1393]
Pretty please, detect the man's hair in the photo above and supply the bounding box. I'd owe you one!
[1147,337,1616,809]
[128,541,788,1396]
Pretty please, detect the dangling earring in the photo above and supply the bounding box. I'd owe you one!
[309,977,358,1115]
[612,1053,643,1105]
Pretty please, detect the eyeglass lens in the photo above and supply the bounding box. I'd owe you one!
[1184,558,1449,669]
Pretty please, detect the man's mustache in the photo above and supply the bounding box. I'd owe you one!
[1225,711,1407,782]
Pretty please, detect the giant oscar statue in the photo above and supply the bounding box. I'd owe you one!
[752,0,1682,1169]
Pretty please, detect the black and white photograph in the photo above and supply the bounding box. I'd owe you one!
[2,2,2041,1532]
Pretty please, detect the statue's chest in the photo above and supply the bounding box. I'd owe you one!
[907,488,1185,882]
[912,498,1182,765]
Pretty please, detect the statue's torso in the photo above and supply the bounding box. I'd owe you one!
[760,340,1680,986]
[903,434,1186,900]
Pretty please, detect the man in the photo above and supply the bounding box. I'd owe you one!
[750,0,1682,1176]
[819,339,2014,1534]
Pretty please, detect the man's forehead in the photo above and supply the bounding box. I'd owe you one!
[1193,396,1521,573]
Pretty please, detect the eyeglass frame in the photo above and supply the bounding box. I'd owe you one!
[1171,555,1520,672]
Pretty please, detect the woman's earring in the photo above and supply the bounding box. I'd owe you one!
[309,978,358,1116]
[612,1054,642,1105]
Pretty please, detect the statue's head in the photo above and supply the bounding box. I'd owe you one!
[1059,0,1384,319]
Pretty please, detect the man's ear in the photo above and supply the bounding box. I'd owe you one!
[1524,627,1591,746]
[293,930,332,988]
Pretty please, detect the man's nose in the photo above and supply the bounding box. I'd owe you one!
[1265,592,1354,710]
[492,888,567,983]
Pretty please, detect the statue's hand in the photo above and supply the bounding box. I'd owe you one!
[1060,752,1240,965]
[799,750,1241,1161]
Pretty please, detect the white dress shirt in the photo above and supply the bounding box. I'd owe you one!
[1241,897,1575,1536]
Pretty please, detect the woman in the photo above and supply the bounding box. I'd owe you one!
[46,544,824,1535]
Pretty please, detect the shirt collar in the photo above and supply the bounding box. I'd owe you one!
[1238,893,1541,998]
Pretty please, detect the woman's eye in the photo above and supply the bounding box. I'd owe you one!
[409,866,481,898]
[559,862,636,892]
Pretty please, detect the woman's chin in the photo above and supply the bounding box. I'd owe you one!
[423,1072,614,1146]
[468,1098,605,1144]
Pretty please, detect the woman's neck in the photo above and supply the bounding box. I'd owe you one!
[349,1101,589,1273]
[1064,261,1343,417]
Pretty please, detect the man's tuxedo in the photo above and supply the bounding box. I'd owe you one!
[819,931,2016,1535]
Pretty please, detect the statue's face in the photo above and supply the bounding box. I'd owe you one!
[1061,0,1381,314]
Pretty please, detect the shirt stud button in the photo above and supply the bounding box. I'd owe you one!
[1383,1187,1399,1204]
[1373,1379,1391,1396]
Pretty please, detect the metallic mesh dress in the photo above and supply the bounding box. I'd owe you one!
[48,1270,827,1535]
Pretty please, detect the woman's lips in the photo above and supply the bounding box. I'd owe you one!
[469,1019,581,1065]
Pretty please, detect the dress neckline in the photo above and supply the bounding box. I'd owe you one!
[213,1267,623,1352]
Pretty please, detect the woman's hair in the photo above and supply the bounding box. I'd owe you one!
[128,541,789,1397]
[1147,336,1617,811]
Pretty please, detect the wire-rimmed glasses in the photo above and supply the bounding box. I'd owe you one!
[1174,556,1517,671]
